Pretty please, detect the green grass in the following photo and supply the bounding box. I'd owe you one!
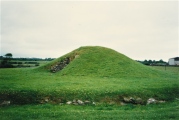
[0,100,179,120]
[40,46,167,78]
[0,46,179,119]
[150,66,179,74]
[0,68,178,104]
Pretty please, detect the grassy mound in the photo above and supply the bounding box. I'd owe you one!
[39,46,162,78]
[0,46,178,105]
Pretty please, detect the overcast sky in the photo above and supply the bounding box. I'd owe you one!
[0,0,178,61]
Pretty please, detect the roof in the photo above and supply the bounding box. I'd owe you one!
[170,57,179,61]
[174,57,179,61]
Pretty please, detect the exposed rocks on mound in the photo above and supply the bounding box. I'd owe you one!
[50,55,79,73]
[50,57,70,73]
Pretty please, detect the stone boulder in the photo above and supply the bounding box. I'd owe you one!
[135,97,143,104]
[123,97,135,103]
[66,101,72,105]
[1,101,10,106]
[84,100,91,104]
[77,100,84,105]
[147,98,157,104]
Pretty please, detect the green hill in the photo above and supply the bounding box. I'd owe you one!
[0,46,178,106]
[39,46,162,78]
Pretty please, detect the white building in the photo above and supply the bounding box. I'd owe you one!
[168,57,179,65]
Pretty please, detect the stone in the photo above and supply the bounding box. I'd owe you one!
[77,100,84,105]
[120,102,126,106]
[123,97,135,103]
[92,102,96,105]
[1,101,10,106]
[129,97,135,103]
[147,98,157,104]
[135,97,143,104]
[59,103,64,105]
[44,98,49,102]
[72,99,77,103]
[158,100,165,103]
[75,55,79,58]
[123,97,130,103]
[72,99,78,105]
[73,103,78,105]
[66,101,72,105]
[84,100,91,104]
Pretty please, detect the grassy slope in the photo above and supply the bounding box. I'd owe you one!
[39,46,166,78]
[0,68,178,102]
[0,46,178,104]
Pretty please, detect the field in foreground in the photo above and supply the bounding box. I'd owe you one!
[0,67,178,105]
[0,46,179,119]
[1,100,179,120]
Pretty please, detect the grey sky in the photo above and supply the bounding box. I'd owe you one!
[0,0,178,61]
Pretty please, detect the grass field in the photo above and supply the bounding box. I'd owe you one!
[1,100,179,120]
[150,66,179,74]
[0,46,179,119]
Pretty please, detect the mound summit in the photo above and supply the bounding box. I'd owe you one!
[40,46,160,78]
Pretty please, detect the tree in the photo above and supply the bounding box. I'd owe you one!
[0,53,13,68]
[148,60,153,64]
[4,53,13,63]
[143,60,150,65]
[159,59,164,63]
[5,53,12,58]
